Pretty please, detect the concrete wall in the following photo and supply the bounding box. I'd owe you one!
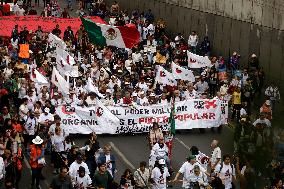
[106,0,284,89]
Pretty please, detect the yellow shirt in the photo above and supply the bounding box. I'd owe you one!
[233,91,241,104]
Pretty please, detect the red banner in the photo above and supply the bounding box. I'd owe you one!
[0,16,106,37]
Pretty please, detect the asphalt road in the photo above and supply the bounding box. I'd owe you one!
[19,126,234,189]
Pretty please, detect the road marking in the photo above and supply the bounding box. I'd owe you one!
[175,137,191,151]
[23,153,49,189]
[109,142,135,169]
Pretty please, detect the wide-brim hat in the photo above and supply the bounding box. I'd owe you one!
[32,136,44,145]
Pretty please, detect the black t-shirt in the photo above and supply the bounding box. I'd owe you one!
[50,175,73,189]
[84,140,100,161]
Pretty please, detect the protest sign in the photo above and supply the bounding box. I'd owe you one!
[56,99,228,134]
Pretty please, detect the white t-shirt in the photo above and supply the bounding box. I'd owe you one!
[24,95,37,110]
[74,175,92,189]
[136,82,148,92]
[38,93,50,101]
[105,154,113,177]
[152,143,169,157]
[24,117,37,135]
[151,167,170,189]
[38,113,54,124]
[178,161,206,188]
[51,98,63,107]
[187,172,208,189]
[184,90,197,99]
[69,161,90,180]
[16,8,25,16]
[51,134,65,152]
[210,147,221,166]
[214,163,235,189]
[132,52,143,63]
[49,124,68,137]
[19,104,28,120]
[188,35,198,47]
[195,81,209,94]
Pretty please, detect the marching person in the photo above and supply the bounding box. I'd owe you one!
[29,136,45,189]
[73,166,92,189]
[97,144,116,178]
[187,165,208,189]
[265,82,280,111]
[51,127,65,174]
[150,159,170,189]
[210,140,222,171]
[93,163,114,189]
[172,154,207,188]
[214,154,236,189]
[69,154,90,183]
[120,169,136,189]
[151,137,170,169]
[49,166,74,189]
[134,161,150,189]
[149,122,163,149]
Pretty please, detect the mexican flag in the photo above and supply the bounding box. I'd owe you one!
[81,17,140,49]
[169,99,176,135]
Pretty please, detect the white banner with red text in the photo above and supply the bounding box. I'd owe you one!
[56,99,228,134]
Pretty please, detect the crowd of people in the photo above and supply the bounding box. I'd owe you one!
[0,0,283,189]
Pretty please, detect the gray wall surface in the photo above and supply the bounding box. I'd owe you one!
[106,0,284,90]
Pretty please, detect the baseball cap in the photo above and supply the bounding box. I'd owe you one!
[187,154,196,160]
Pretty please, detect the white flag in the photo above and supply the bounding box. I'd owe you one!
[56,53,73,75]
[171,62,195,82]
[187,51,212,68]
[85,77,105,98]
[48,33,67,50]
[51,67,70,96]
[56,48,76,66]
[30,68,48,84]
[155,66,177,86]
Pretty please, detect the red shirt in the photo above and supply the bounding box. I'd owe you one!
[3,4,10,14]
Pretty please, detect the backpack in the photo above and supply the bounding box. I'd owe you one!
[218,162,235,189]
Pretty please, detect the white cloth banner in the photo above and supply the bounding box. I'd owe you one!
[187,51,212,68]
[57,99,228,134]
[171,62,195,82]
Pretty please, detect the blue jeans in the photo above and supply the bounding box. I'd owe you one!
[86,160,96,177]
[31,167,43,187]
